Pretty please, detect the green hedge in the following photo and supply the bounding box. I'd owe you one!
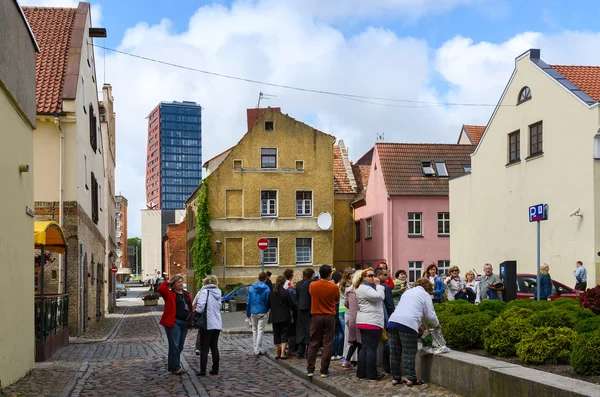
[574,317,600,334]
[530,309,577,329]
[478,300,506,314]
[571,330,600,375]
[444,312,494,349]
[483,314,534,357]
[516,327,575,365]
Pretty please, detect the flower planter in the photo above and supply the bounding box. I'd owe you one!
[144,299,158,306]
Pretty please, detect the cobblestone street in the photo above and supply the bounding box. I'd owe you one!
[1,288,461,397]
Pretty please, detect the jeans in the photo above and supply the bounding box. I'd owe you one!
[164,319,189,372]
[307,314,335,374]
[251,313,268,354]
[333,311,345,356]
[357,328,381,380]
[198,329,221,374]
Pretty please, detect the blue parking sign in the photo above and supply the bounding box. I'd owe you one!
[529,204,548,222]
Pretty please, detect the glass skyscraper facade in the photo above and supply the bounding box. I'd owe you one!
[145,101,202,210]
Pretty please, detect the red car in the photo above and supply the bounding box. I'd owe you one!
[516,274,580,300]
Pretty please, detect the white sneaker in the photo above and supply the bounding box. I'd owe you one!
[195,349,200,356]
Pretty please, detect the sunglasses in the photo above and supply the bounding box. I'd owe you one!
[366,274,375,278]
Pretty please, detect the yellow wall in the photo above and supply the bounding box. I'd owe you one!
[0,88,35,387]
[450,51,600,287]
[205,109,337,285]
[334,195,355,271]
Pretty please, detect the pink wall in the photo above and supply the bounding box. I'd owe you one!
[354,147,451,279]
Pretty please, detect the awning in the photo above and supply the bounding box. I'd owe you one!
[34,221,67,254]
[117,268,132,274]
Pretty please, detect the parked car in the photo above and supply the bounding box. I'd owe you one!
[221,284,251,311]
[116,290,121,299]
[116,283,128,296]
[516,274,580,300]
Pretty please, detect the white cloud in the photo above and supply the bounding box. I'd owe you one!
[91,1,600,237]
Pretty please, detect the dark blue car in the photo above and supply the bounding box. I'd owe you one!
[221,284,251,311]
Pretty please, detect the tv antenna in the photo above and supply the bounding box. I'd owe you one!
[257,91,276,109]
[376,132,385,142]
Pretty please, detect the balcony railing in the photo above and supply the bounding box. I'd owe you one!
[35,294,69,342]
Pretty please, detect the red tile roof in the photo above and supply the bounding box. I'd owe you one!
[464,125,485,145]
[352,164,371,193]
[22,6,76,114]
[550,65,600,102]
[375,143,475,196]
[333,146,355,194]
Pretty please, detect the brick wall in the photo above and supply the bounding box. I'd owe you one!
[163,220,187,282]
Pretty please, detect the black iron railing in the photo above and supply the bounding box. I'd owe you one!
[35,294,69,342]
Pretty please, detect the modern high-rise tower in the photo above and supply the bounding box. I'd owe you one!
[145,101,202,210]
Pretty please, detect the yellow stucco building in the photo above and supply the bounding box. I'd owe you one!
[186,108,357,287]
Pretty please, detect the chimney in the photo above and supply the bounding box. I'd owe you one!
[246,107,281,131]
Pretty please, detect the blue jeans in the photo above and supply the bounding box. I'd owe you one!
[165,319,189,372]
[333,311,345,356]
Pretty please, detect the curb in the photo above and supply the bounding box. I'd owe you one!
[263,352,353,397]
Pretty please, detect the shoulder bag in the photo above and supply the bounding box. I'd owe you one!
[190,291,211,330]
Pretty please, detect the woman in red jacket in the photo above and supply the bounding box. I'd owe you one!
[158,275,193,375]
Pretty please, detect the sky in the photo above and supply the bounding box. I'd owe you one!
[19,0,600,237]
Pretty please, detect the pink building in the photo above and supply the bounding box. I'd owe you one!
[352,143,474,281]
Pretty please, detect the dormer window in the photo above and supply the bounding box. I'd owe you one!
[518,86,531,104]
[435,161,448,177]
[265,121,274,131]
[422,161,435,176]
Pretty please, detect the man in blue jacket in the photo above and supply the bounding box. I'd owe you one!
[246,272,271,355]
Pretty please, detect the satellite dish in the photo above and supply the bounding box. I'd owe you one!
[317,212,332,230]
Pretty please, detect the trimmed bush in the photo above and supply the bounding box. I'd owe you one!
[580,285,600,315]
[443,312,494,349]
[574,317,600,334]
[571,330,600,375]
[516,327,575,365]
[506,299,552,312]
[531,309,577,329]
[478,300,506,314]
[568,306,596,322]
[445,301,479,316]
[481,309,502,319]
[436,310,453,328]
[483,314,534,357]
[552,297,580,307]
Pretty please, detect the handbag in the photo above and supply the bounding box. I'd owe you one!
[380,328,388,342]
[190,291,210,330]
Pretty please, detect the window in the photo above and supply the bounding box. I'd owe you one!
[261,191,277,216]
[408,213,422,236]
[81,77,85,113]
[595,134,600,159]
[99,184,102,211]
[233,159,243,169]
[296,238,312,264]
[422,161,435,176]
[438,260,450,276]
[529,122,543,156]
[295,160,304,170]
[263,238,278,264]
[261,148,277,168]
[463,165,472,173]
[84,154,89,190]
[89,104,97,152]
[518,86,531,104]
[265,121,274,131]
[408,261,423,282]
[366,218,373,239]
[508,130,520,163]
[91,172,99,224]
[435,161,448,177]
[438,212,450,236]
[355,221,361,242]
[296,191,312,216]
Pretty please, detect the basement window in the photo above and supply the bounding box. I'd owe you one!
[295,160,304,170]
[422,161,435,176]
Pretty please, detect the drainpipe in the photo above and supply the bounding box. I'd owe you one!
[55,117,65,294]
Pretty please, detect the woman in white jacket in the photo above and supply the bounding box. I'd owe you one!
[355,268,386,382]
[387,278,440,387]
[192,275,222,377]
[445,265,465,301]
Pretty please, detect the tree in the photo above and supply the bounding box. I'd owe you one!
[127,237,141,275]
[192,180,212,290]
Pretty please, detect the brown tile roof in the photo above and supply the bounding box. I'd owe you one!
[550,65,600,102]
[375,143,475,196]
[352,164,371,193]
[22,6,76,114]
[464,125,485,145]
[333,145,354,194]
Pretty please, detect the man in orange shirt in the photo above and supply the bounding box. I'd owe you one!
[306,264,340,378]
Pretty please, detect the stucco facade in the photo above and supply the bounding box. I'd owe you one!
[0,1,38,386]
[196,109,337,286]
[450,49,600,288]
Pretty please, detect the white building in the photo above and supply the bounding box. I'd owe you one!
[141,209,184,280]
[450,48,600,288]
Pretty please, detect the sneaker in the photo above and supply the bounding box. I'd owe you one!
[307,372,314,378]
[254,351,262,356]
[341,360,352,370]
[194,349,200,356]
[331,356,340,361]
[320,371,333,378]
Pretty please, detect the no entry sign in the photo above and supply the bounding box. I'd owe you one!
[257,238,269,251]
[111,265,118,274]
